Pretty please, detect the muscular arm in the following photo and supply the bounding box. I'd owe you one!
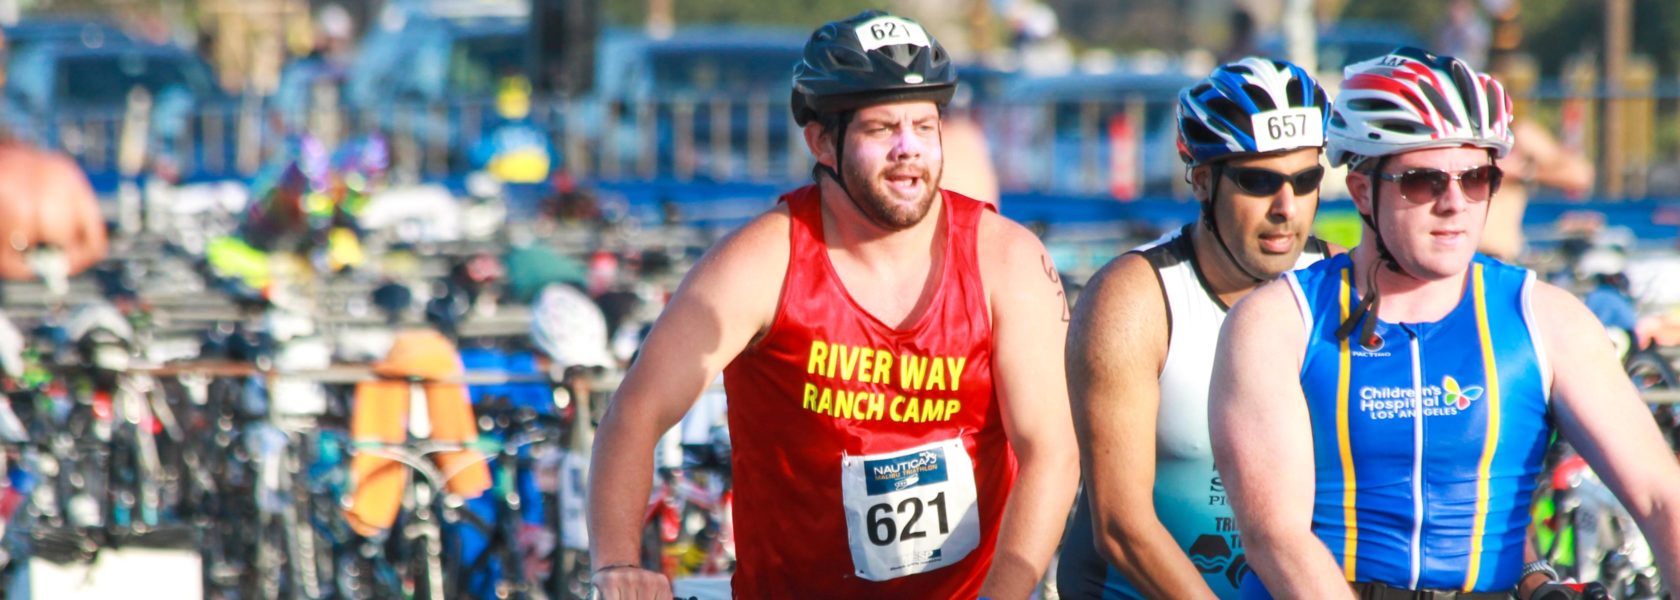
[1068,254,1215,599]
[977,215,1080,598]
[1209,282,1355,599]
[587,210,788,572]
[1536,283,1680,587]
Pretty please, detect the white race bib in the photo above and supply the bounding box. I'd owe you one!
[840,437,980,581]
[852,16,932,52]
[1250,106,1324,153]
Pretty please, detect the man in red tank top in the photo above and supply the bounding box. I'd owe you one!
[587,11,1078,600]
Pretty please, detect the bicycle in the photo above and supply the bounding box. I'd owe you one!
[349,376,556,600]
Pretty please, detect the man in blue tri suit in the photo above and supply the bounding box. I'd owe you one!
[1059,57,1335,599]
[1209,47,1680,600]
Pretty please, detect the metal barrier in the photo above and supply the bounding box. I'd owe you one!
[29,80,1680,199]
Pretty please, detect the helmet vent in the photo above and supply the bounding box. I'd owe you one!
[827,47,870,71]
[1181,118,1223,145]
[1242,83,1276,111]
[1206,98,1248,131]
[1418,84,1460,129]
[1348,98,1400,112]
[1374,119,1428,135]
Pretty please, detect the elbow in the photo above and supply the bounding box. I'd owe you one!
[1233,516,1311,565]
[1016,430,1081,484]
[1091,514,1152,571]
[1631,475,1680,528]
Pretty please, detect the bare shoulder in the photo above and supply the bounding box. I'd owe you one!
[975,209,1051,268]
[1070,253,1167,358]
[1224,278,1306,341]
[974,209,1060,295]
[1081,251,1161,310]
[1526,279,1607,355]
[1527,279,1594,319]
[686,205,791,283]
[667,204,792,319]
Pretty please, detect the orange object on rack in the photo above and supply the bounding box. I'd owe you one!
[344,330,491,536]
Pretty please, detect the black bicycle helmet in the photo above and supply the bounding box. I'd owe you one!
[791,10,956,127]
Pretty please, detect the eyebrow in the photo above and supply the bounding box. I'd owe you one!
[857,115,940,127]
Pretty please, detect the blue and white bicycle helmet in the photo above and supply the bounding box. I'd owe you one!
[1174,57,1332,283]
[1176,57,1331,166]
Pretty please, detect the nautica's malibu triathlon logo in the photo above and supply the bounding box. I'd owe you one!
[1357,375,1484,420]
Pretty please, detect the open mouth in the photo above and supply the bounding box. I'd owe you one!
[883,170,925,196]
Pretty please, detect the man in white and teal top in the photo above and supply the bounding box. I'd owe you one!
[1059,56,1336,599]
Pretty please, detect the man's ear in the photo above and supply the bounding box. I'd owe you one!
[804,122,836,169]
[1189,165,1212,201]
[1348,169,1374,217]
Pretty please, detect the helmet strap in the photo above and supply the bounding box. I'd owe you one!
[1200,162,1270,284]
[814,111,903,232]
[1339,154,1403,345]
[1334,258,1384,348]
[1353,155,1405,275]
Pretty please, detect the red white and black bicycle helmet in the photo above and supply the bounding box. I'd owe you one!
[1327,47,1516,346]
[1327,46,1513,169]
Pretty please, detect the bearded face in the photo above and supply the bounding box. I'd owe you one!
[833,101,944,230]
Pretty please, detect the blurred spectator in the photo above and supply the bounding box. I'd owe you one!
[0,142,109,281]
[0,31,107,283]
[1436,0,1490,69]
[312,3,356,64]
[1480,119,1595,260]
[937,83,999,205]
[1004,0,1072,74]
[1217,9,1258,65]
[274,4,356,127]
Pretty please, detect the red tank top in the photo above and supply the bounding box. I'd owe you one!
[722,185,1015,599]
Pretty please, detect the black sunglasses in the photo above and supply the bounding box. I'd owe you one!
[1221,165,1326,197]
[1376,165,1503,203]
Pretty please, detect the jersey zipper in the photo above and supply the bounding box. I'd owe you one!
[1407,327,1424,589]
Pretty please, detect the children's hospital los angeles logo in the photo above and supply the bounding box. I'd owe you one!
[1442,374,1483,410]
[1357,375,1484,421]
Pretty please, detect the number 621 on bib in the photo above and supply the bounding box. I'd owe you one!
[840,437,982,581]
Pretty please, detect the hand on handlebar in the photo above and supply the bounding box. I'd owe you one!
[590,564,673,600]
[1531,581,1612,600]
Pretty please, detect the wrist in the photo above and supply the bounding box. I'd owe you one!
[591,562,640,576]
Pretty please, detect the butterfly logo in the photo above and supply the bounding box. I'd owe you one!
[1442,375,1484,410]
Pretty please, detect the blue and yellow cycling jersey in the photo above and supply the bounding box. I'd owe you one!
[1284,253,1552,592]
